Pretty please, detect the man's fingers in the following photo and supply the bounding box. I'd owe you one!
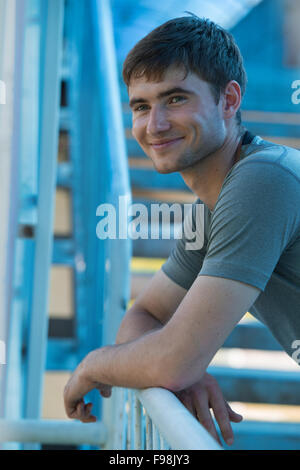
[193,392,222,446]
[82,402,97,422]
[226,402,243,422]
[74,401,96,423]
[209,388,234,446]
[177,391,196,417]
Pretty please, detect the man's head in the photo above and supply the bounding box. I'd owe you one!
[123,15,247,124]
[123,15,247,174]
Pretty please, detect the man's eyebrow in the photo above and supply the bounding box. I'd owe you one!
[129,87,195,109]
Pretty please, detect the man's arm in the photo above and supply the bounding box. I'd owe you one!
[76,275,259,390]
[63,268,187,416]
[64,274,260,395]
[64,272,253,444]
[115,268,187,344]
[110,269,243,446]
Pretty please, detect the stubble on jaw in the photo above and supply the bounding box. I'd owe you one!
[149,136,224,175]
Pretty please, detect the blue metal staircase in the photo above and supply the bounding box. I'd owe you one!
[3,0,131,450]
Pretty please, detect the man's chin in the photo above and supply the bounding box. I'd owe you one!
[147,152,188,174]
[153,164,179,174]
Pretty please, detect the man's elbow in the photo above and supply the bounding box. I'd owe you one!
[156,358,206,393]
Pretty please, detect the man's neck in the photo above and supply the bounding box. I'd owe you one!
[180,130,244,211]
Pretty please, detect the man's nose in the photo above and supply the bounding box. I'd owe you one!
[146,106,171,135]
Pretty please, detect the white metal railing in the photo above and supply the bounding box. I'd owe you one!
[0,419,106,447]
[0,387,223,450]
[123,388,223,450]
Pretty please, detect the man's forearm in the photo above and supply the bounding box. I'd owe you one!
[72,308,168,392]
[64,326,177,419]
[64,301,206,416]
[115,306,164,345]
[81,327,174,390]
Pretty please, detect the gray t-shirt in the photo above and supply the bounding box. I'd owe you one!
[161,133,300,359]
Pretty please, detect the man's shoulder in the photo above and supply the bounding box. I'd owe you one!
[242,134,299,162]
[233,134,300,183]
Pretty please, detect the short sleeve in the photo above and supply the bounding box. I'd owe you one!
[199,160,300,291]
[161,201,210,290]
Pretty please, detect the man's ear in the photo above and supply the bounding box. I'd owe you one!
[222,80,241,120]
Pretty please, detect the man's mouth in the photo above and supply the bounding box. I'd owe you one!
[150,137,184,150]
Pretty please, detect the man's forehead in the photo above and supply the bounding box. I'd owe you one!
[129,70,181,91]
[128,68,206,98]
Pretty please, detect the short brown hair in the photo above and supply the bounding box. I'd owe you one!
[123,15,247,125]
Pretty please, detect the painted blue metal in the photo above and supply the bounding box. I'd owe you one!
[111,0,264,66]
[241,121,300,139]
[24,0,64,433]
[52,238,75,266]
[88,0,132,427]
[90,0,132,304]
[243,68,300,113]
[232,0,285,70]
[226,421,300,450]
[58,0,90,387]
[58,0,107,433]
[208,366,300,405]
[46,339,77,371]
[46,0,132,450]
[223,321,283,351]
[3,0,29,450]
[5,239,28,421]
[56,161,73,188]
[19,12,39,227]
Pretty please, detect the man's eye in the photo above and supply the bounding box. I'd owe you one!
[134,104,149,112]
[169,96,186,104]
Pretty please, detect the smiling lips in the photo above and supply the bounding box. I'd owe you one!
[150,137,184,150]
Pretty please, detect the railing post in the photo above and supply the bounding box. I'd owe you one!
[24,0,64,429]
[134,388,223,450]
[88,0,132,449]
[1,2,26,446]
[0,419,107,446]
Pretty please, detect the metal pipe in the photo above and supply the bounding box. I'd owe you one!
[89,0,132,450]
[145,413,152,450]
[134,395,142,449]
[0,419,107,446]
[24,0,65,423]
[135,388,223,450]
[152,423,160,450]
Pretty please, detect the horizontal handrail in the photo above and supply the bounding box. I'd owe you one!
[134,387,223,450]
[0,419,107,446]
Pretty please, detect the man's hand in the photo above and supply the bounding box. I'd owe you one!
[63,356,112,423]
[174,372,243,446]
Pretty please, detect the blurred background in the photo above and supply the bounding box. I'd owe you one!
[0,0,300,450]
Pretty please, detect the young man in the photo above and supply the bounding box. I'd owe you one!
[64,16,300,446]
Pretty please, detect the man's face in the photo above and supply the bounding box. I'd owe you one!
[128,66,227,174]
